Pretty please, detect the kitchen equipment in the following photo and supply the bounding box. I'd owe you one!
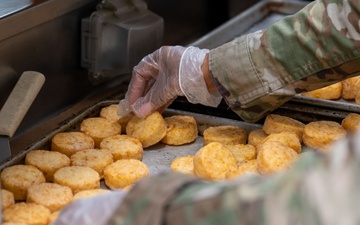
[81,0,164,84]
[0,71,45,164]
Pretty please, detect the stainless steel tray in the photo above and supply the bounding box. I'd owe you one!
[0,100,262,174]
[190,0,360,115]
[291,95,360,113]
[190,0,309,49]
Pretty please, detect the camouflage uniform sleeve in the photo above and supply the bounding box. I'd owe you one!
[209,0,360,122]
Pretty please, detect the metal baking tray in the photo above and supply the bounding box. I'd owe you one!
[291,95,360,114]
[190,0,360,115]
[190,0,309,49]
[0,100,262,174]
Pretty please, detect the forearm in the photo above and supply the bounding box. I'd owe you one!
[201,53,217,92]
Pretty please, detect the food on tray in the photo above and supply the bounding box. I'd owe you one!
[51,131,95,157]
[203,125,247,146]
[2,101,356,221]
[226,159,258,179]
[70,149,114,178]
[301,82,342,100]
[1,165,45,201]
[4,222,29,225]
[257,141,298,175]
[170,155,194,175]
[53,166,100,194]
[123,184,134,191]
[126,111,167,148]
[298,76,360,106]
[161,115,198,145]
[341,75,360,100]
[80,117,121,148]
[303,120,347,152]
[2,202,50,225]
[100,104,132,134]
[100,134,143,161]
[2,222,28,225]
[25,150,70,182]
[73,189,111,200]
[355,91,360,104]
[341,113,360,133]
[193,142,238,180]
[261,132,302,153]
[263,114,305,139]
[2,189,15,210]
[104,159,149,190]
[247,129,268,146]
[26,183,73,212]
[225,144,256,165]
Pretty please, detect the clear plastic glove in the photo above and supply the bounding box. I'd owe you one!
[52,191,126,225]
[118,45,222,118]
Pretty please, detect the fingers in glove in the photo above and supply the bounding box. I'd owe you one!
[157,98,176,114]
[131,82,177,118]
[132,98,174,118]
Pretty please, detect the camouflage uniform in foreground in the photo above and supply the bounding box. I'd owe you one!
[106,1,360,224]
[210,0,360,122]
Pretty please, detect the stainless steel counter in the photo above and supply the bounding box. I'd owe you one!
[0,0,32,19]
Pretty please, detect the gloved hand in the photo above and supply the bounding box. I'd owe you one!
[52,190,126,225]
[118,45,222,118]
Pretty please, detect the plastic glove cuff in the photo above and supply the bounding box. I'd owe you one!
[179,46,222,107]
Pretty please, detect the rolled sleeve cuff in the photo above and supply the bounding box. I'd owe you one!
[209,34,296,122]
[209,35,268,107]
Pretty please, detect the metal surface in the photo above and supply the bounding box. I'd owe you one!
[81,0,163,84]
[0,0,99,42]
[0,0,102,137]
[0,0,32,19]
[292,95,360,113]
[0,100,262,173]
[189,0,308,48]
[273,101,351,123]
[0,137,11,165]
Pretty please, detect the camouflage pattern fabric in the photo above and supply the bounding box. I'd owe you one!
[209,0,360,122]
[107,173,201,225]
